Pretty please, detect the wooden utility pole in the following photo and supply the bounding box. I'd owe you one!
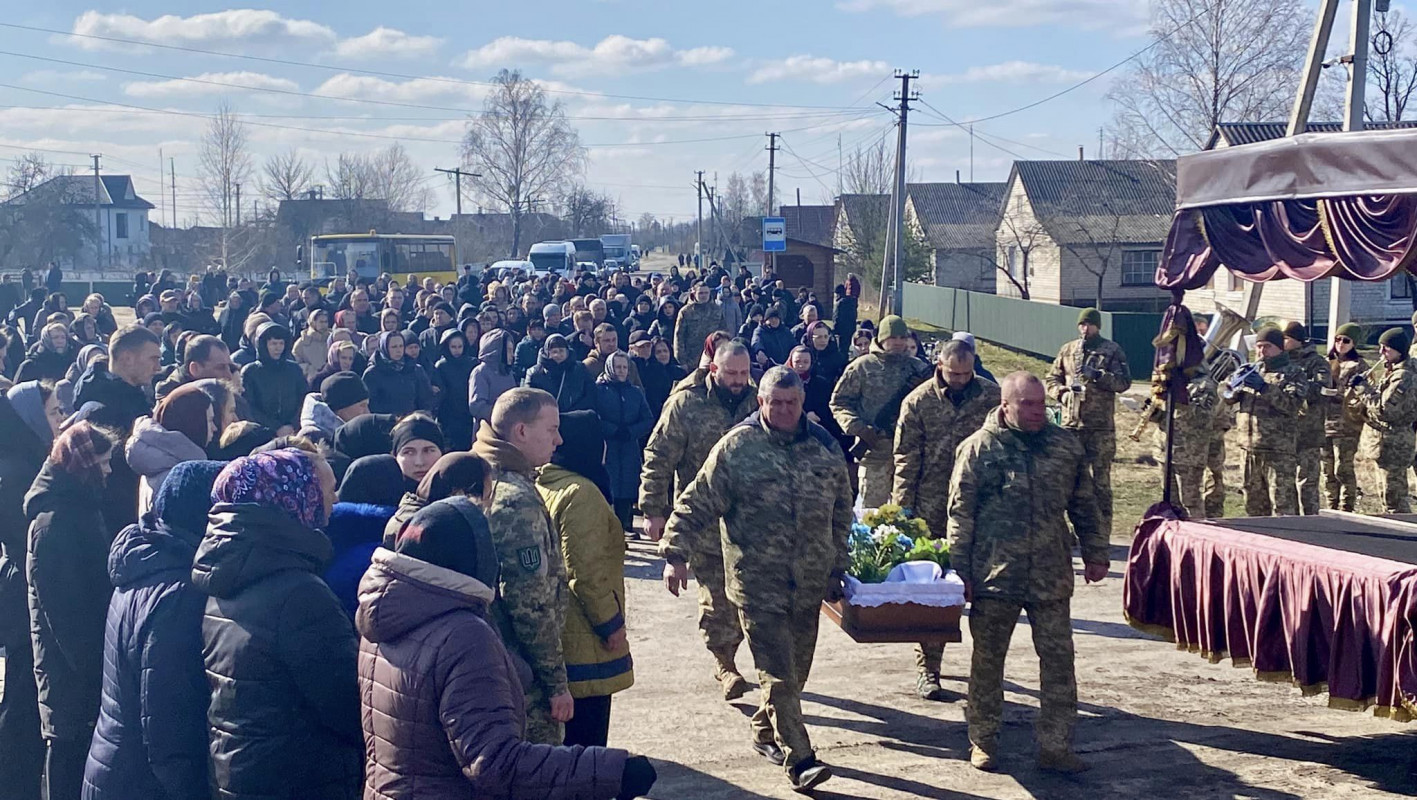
[765,132,779,277]
[695,170,704,266]
[170,158,177,229]
[435,167,479,215]
[890,70,917,317]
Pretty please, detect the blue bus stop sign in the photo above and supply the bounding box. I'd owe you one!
[762,217,787,253]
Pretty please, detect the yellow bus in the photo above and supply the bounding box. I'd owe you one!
[307,232,458,287]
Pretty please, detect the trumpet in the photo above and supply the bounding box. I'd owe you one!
[1222,362,1262,401]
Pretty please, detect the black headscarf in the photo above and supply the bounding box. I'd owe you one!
[550,409,612,502]
[337,454,409,507]
[332,413,399,460]
[394,497,499,588]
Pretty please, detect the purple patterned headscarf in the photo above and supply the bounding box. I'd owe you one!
[212,448,328,529]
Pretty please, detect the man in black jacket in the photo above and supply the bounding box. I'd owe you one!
[240,322,306,436]
[75,324,162,530]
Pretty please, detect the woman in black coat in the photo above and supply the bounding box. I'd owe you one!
[789,346,852,460]
[26,423,114,800]
[801,321,848,386]
[362,331,435,417]
[832,277,860,354]
[0,382,61,799]
[239,322,307,434]
[16,323,77,383]
[594,353,654,533]
[522,334,595,413]
[192,449,362,800]
[433,330,475,451]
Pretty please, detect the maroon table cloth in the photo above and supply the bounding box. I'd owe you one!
[1124,515,1417,721]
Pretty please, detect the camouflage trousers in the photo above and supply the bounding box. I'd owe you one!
[690,548,744,657]
[740,599,821,771]
[858,450,895,509]
[916,641,945,675]
[1362,458,1412,514]
[1295,446,1323,516]
[1073,429,1115,535]
[1321,436,1359,512]
[967,597,1076,753]
[523,681,564,745]
[1165,464,1205,519]
[1203,432,1227,519]
[1241,448,1298,516]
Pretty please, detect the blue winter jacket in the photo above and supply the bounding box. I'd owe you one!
[322,502,397,616]
[81,516,209,800]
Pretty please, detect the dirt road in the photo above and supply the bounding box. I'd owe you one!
[612,539,1415,799]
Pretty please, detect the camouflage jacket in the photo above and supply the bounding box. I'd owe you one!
[1290,344,1332,449]
[947,410,1108,603]
[1046,335,1131,431]
[1326,355,1369,439]
[661,412,852,614]
[1230,353,1306,454]
[892,374,1000,538]
[829,346,930,452]
[638,374,756,520]
[1151,374,1217,468]
[1357,356,1417,468]
[471,424,568,698]
[672,299,724,367]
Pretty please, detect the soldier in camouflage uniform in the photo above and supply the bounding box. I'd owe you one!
[830,315,929,508]
[948,372,1109,773]
[892,339,1000,700]
[662,367,852,793]
[1151,371,1218,517]
[1282,322,1332,515]
[1227,326,1306,516]
[1204,391,1235,518]
[1324,323,1368,511]
[673,281,726,367]
[470,388,570,745]
[1045,308,1130,536]
[1355,328,1417,513]
[639,340,757,699]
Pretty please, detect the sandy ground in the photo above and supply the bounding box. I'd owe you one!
[610,538,1416,799]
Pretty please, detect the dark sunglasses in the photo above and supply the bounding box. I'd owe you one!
[1334,337,1352,344]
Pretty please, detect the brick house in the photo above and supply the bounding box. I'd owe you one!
[905,182,1006,293]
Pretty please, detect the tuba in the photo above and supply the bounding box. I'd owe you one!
[1129,303,1252,441]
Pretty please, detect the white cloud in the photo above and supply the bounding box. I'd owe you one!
[459,35,735,77]
[333,27,442,59]
[312,74,490,106]
[71,9,336,50]
[928,61,1094,85]
[747,55,891,85]
[123,71,300,99]
[19,69,107,83]
[836,0,1147,30]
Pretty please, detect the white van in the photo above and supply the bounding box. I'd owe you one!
[528,241,575,276]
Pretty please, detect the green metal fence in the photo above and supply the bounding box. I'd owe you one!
[902,283,1162,375]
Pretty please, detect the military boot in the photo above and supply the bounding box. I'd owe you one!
[916,671,948,701]
[712,651,749,701]
[788,756,833,793]
[969,744,998,772]
[1038,749,1090,774]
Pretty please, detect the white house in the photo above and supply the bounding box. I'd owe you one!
[5,174,155,269]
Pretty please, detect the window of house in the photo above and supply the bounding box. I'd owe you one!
[1006,245,1019,278]
[1392,275,1413,300]
[1121,249,1159,286]
[115,212,128,239]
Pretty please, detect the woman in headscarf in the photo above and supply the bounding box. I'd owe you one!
[82,460,225,800]
[523,334,595,413]
[646,297,678,346]
[25,422,114,799]
[363,331,434,416]
[0,381,63,796]
[380,451,490,548]
[535,410,634,747]
[358,498,656,799]
[126,381,217,514]
[594,353,653,536]
[80,294,118,339]
[789,345,851,457]
[310,339,358,393]
[832,274,861,353]
[192,448,362,800]
[294,307,332,383]
[469,329,518,425]
[16,322,76,383]
[801,320,847,386]
[382,414,447,543]
[433,329,476,451]
[70,314,102,348]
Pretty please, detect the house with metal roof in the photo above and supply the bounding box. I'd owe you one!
[993,159,1176,312]
[905,182,1007,293]
[739,205,842,305]
[4,174,155,269]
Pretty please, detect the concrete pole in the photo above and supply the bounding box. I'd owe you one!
[1328,0,1372,342]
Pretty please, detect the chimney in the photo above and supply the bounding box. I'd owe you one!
[955,170,961,184]
[1078,146,1085,161]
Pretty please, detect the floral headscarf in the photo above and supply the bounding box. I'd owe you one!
[212,448,328,529]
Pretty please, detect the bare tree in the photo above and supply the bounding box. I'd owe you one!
[460,69,585,258]
[325,153,377,201]
[5,152,56,199]
[562,185,614,237]
[366,144,432,212]
[994,194,1049,300]
[0,175,96,266]
[199,101,253,228]
[1105,0,1310,157]
[841,138,893,196]
[1369,9,1417,122]
[1058,206,1126,311]
[261,148,315,202]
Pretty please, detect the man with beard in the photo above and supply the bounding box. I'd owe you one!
[640,340,756,700]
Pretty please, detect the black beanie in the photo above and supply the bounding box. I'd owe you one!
[320,372,368,413]
[1256,326,1285,350]
[259,290,281,310]
[1379,327,1411,353]
[390,414,445,455]
[395,497,499,587]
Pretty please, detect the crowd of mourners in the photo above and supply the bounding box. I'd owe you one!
[0,254,981,799]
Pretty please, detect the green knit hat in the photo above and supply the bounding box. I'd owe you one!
[1077,307,1102,327]
[1379,327,1410,353]
[878,315,910,342]
[1334,322,1362,342]
[1255,325,1285,350]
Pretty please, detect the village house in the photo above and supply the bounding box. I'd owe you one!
[3,174,154,270]
[993,158,1176,313]
[905,181,1007,293]
[740,204,841,306]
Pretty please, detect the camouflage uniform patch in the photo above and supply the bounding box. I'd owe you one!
[1324,356,1367,511]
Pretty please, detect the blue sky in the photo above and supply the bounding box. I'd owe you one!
[0,2,1256,223]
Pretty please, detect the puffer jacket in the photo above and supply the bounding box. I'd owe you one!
[323,502,396,617]
[363,349,434,417]
[300,393,344,439]
[25,462,111,741]
[125,417,207,516]
[593,378,653,502]
[192,503,363,800]
[240,322,308,431]
[293,328,331,382]
[750,322,795,366]
[82,516,209,800]
[469,329,518,423]
[524,354,595,413]
[535,467,634,699]
[356,547,628,800]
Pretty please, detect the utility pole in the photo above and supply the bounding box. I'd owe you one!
[170,158,177,229]
[435,167,479,215]
[158,148,165,229]
[91,154,103,270]
[969,125,974,182]
[890,70,917,317]
[235,183,241,227]
[695,170,704,266]
[765,132,779,215]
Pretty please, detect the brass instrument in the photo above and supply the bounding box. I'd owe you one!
[1063,350,1110,425]
[1129,303,1251,441]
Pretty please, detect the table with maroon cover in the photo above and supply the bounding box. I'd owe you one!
[1124,510,1417,721]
